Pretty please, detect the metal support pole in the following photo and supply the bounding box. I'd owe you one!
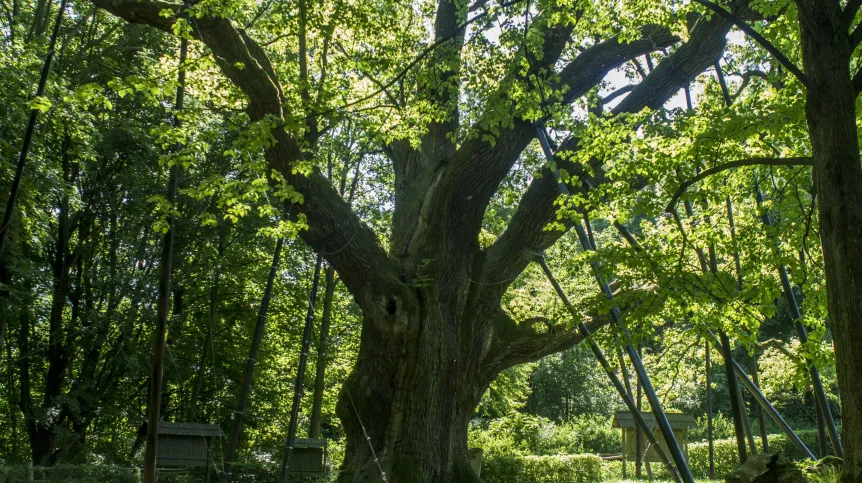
[708,331,816,460]
[535,125,693,483]
[754,179,843,458]
[606,189,816,462]
[536,258,680,483]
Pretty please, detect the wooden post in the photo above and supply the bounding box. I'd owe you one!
[623,428,628,480]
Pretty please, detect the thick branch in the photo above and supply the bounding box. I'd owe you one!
[845,0,862,26]
[615,2,743,112]
[428,26,677,265]
[486,309,606,371]
[665,157,813,212]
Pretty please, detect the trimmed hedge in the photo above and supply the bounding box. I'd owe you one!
[482,454,603,483]
[0,464,140,483]
[688,430,824,479]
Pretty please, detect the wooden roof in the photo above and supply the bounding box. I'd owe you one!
[612,411,697,430]
[286,437,328,449]
[158,422,225,437]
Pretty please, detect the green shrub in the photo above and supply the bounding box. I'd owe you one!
[482,454,602,483]
[689,413,736,442]
[560,415,619,455]
[469,413,619,457]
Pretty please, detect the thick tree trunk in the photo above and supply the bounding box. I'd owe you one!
[795,3,862,481]
[333,276,569,483]
[336,300,489,483]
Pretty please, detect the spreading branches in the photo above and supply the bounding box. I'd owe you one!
[88,0,400,307]
[479,8,741,300]
[693,0,810,88]
[440,27,677,277]
[665,157,814,212]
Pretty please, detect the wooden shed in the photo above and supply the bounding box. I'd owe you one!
[612,411,696,472]
[156,421,225,468]
[285,437,328,475]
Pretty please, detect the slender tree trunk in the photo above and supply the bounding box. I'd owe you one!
[188,234,225,422]
[737,381,757,455]
[223,236,284,482]
[309,264,336,439]
[636,344,644,479]
[750,357,769,453]
[31,137,74,466]
[816,395,829,457]
[0,0,67,264]
[281,253,323,481]
[143,36,186,483]
[795,4,862,478]
[754,179,843,455]
[17,297,38,464]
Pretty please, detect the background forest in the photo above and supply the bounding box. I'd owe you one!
[0,0,856,481]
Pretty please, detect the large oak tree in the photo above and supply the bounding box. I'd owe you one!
[81,0,862,481]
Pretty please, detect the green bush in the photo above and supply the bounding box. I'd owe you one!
[469,413,619,457]
[482,454,602,483]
